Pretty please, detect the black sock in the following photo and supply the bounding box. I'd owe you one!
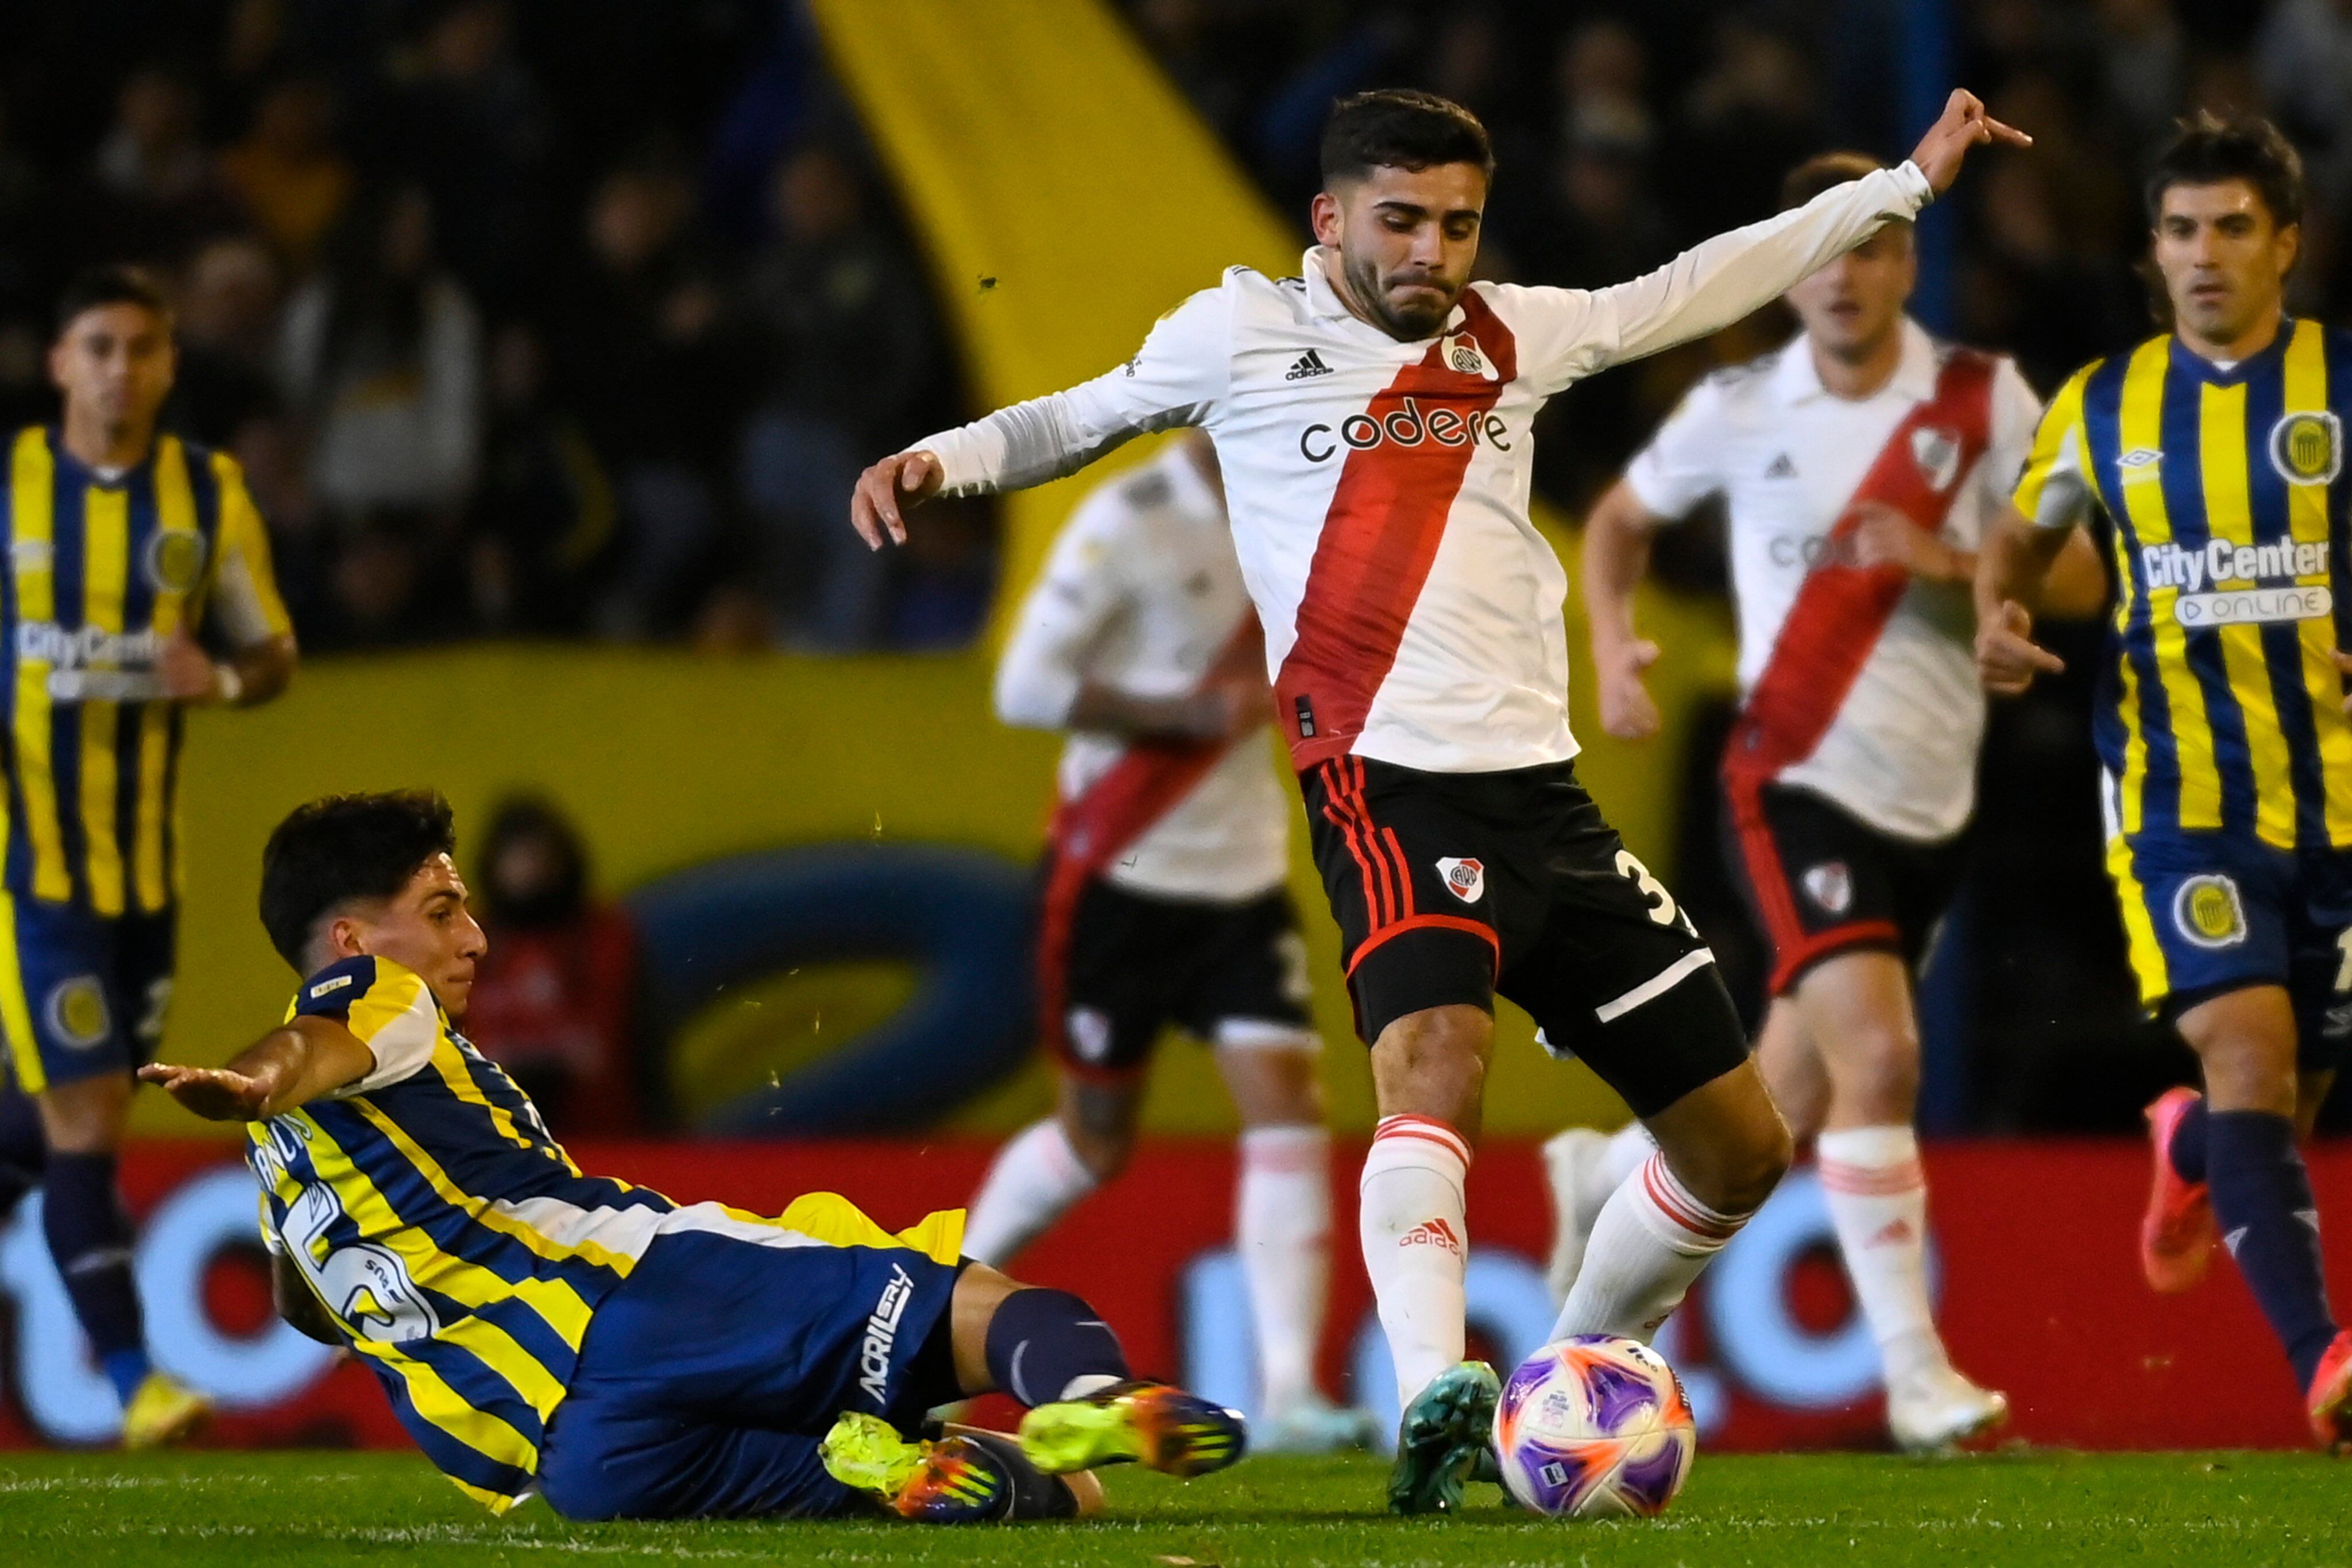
[2167,1094,2208,1183]
[0,1090,44,1223]
[984,1287,1128,1407]
[2207,1110,2338,1389]
[43,1151,149,1403]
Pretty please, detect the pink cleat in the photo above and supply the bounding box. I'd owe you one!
[2140,1087,2216,1295]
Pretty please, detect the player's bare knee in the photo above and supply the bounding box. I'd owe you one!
[1828,1027,1920,1123]
[37,1073,132,1153]
[1369,1005,1491,1131]
[1220,1034,1325,1126]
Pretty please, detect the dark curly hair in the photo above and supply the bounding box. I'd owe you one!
[1321,89,1494,187]
[259,791,458,967]
[2146,112,2304,231]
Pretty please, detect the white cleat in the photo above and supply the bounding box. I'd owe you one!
[1541,1127,1618,1305]
[1887,1365,2009,1454]
[1254,1391,1382,1455]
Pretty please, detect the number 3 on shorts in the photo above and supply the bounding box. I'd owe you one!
[1616,849,1697,937]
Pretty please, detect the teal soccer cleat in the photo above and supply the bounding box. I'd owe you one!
[1386,1360,1500,1516]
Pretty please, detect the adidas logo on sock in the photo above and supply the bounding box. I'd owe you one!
[1866,1218,1915,1248]
[1285,349,1333,381]
[1764,452,1797,478]
[1400,1217,1463,1256]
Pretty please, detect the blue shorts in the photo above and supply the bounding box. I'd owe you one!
[0,896,173,1093]
[2105,830,2352,1071]
[535,1226,964,1521]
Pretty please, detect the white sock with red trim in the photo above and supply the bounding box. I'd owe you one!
[1358,1114,1471,1408]
[1816,1125,1945,1386]
[961,1118,1097,1268]
[1236,1124,1332,1415]
[1552,1151,1750,1344]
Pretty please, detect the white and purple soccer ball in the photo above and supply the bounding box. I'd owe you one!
[1491,1334,1697,1519]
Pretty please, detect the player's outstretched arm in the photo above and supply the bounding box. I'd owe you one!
[139,1016,376,1121]
[1580,479,1670,741]
[1972,509,2071,696]
[1534,91,2026,382]
[853,290,1228,549]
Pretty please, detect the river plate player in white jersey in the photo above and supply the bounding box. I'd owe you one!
[964,429,1374,1454]
[1560,151,2106,1451]
[853,88,2025,1513]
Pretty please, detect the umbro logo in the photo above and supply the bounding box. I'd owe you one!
[1401,1217,1463,1256]
[1285,349,1334,381]
[1764,452,1797,478]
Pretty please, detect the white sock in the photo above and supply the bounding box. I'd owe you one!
[1604,1121,1656,1187]
[1553,1151,1750,1343]
[961,1118,1097,1267]
[1358,1114,1471,1408]
[1816,1125,1945,1386]
[1236,1123,1331,1415]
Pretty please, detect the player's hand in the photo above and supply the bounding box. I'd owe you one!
[2331,649,2352,714]
[138,1061,278,1121]
[1178,675,1272,742]
[850,450,943,549]
[1847,503,1958,579]
[1976,599,2064,695]
[156,632,222,702]
[1594,637,1662,741]
[1908,89,2031,196]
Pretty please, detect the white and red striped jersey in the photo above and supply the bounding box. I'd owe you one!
[1625,319,2041,840]
[917,162,1934,777]
[994,440,1290,901]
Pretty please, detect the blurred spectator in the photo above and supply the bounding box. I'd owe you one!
[467,323,617,636]
[75,66,241,269]
[738,144,935,650]
[464,796,644,1137]
[164,235,284,449]
[218,75,351,270]
[2092,0,2189,157]
[2256,0,2352,218]
[1670,17,1823,227]
[278,183,482,518]
[556,153,740,636]
[392,0,551,313]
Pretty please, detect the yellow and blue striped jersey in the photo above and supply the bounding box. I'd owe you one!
[2014,319,2352,851]
[1,425,292,913]
[247,955,962,1512]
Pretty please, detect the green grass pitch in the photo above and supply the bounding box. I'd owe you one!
[1,1450,2345,1565]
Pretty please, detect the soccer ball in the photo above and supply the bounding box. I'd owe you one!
[1490,1334,1696,1519]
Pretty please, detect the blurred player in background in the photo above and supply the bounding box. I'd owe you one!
[1561,151,2103,1451]
[966,429,1373,1454]
[0,265,296,1446]
[855,87,2021,1510]
[143,791,1246,1523]
[1979,114,2352,1445]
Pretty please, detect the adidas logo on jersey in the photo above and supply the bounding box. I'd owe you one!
[1285,349,1334,380]
[1400,1217,1463,1256]
[1764,452,1797,478]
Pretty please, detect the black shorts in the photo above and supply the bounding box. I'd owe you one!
[1038,861,1315,1078]
[1302,756,1745,1118]
[1719,776,1968,997]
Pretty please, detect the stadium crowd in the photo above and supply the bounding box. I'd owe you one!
[0,0,987,652]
